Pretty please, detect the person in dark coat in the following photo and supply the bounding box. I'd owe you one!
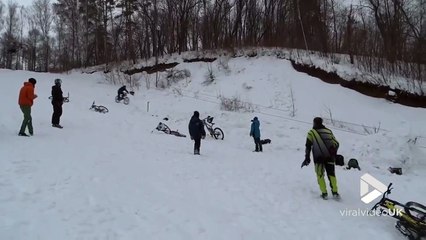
[117,85,129,100]
[188,111,206,155]
[51,78,64,128]
[250,116,262,152]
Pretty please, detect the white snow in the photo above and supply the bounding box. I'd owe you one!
[1,56,426,240]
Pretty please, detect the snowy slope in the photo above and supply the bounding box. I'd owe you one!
[1,56,426,240]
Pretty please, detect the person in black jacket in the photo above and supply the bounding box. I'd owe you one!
[188,111,206,155]
[117,85,129,100]
[51,78,64,128]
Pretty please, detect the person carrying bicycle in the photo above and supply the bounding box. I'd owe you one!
[302,117,340,200]
[117,85,129,100]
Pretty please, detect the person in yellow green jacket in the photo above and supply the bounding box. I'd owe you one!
[302,117,340,200]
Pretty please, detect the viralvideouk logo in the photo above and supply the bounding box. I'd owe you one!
[360,173,388,204]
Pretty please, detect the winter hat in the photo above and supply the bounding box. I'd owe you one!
[28,78,37,85]
[251,116,258,122]
[313,117,323,126]
[193,111,199,118]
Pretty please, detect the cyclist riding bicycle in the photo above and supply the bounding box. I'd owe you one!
[117,85,129,100]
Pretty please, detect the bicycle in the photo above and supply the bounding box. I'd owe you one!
[115,91,134,105]
[90,101,109,114]
[155,122,186,137]
[371,183,426,240]
[202,116,224,140]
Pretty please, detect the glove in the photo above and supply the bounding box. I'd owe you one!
[301,156,311,168]
[202,135,205,139]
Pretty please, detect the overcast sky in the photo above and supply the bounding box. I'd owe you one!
[19,0,34,7]
[19,0,58,7]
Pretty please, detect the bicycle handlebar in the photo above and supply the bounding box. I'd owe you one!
[371,182,393,211]
[385,183,393,196]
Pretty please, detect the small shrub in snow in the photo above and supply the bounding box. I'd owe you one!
[242,83,253,90]
[143,73,152,89]
[172,87,183,96]
[324,106,335,125]
[247,50,257,58]
[156,68,191,89]
[166,68,191,83]
[219,94,254,112]
[218,57,231,74]
[103,69,141,89]
[158,79,168,89]
[203,64,216,85]
[407,137,418,145]
[362,123,381,135]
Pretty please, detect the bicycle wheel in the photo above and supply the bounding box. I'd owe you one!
[213,127,224,140]
[98,106,109,113]
[405,202,426,224]
[115,96,120,103]
[123,97,130,105]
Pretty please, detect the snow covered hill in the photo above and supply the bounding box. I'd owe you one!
[1,56,425,240]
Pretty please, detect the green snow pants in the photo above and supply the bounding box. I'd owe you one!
[315,160,338,194]
[19,106,33,135]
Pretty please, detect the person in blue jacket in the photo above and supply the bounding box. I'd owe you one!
[250,117,262,152]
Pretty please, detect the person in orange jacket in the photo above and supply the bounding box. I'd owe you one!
[18,78,38,136]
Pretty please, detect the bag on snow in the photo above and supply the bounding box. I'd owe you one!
[346,158,361,170]
[260,139,271,145]
[335,154,344,166]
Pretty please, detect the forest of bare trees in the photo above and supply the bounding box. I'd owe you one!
[0,0,424,81]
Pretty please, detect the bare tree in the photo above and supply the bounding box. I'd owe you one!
[32,0,53,71]
[2,1,19,69]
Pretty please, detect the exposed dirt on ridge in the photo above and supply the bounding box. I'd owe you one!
[183,57,217,63]
[120,57,217,75]
[290,60,426,108]
[122,62,179,75]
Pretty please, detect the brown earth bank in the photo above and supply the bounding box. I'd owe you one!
[122,62,179,75]
[290,60,426,108]
[183,57,217,63]
[102,55,426,108]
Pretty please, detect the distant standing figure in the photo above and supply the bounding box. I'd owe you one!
[250,117,262,152]
[188,111,206,155]
[51,78,64,128]
[117,85,129,100]
[18,78,38,136]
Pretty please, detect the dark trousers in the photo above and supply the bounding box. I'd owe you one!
[254,137,263,152]
[52,103,63,125]
[193,137,201,154]
[19,106,33,134]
